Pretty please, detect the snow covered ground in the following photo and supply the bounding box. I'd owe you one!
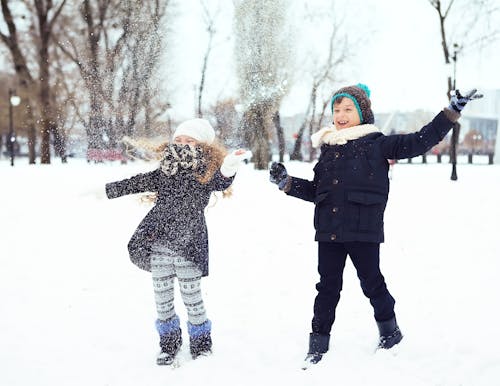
[1,157,499,386]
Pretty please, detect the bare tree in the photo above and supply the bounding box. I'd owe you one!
[1,0,67,164]
[0,4,38,164]
[233,0,291,169]
[428,0,499,179]
[210,97,240,147]
[35,0,68,163]
[196,0,219,118]
[290,4,349,161]
[56,0,172,156]
[120,0,170,139]
[51,40,84,160]
[272,111,285,162]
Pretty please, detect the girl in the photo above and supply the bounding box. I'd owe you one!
[269,85,482,368]
[106,118,249,365]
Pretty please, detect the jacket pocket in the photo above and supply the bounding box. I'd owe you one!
[346,191,386,232]
[347,191,386,205]
[313,192,330,229]
[314,192,329,204]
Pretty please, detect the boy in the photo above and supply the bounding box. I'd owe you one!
[270,84,482,368]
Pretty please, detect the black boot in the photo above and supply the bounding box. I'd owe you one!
[377,317,403,349]
[157,329,182,365]
[302,333,330,369]
[188,320,212,359]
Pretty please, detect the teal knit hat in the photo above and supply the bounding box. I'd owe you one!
[330,83,374,124]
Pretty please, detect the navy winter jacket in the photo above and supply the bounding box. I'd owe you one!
[285,110,458,243]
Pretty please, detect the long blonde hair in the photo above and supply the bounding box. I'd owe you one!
[123,137,233,203]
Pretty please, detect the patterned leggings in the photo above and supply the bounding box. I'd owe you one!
[150,245,207,325]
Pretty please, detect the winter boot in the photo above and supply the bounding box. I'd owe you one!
[377,317,403,349]
[302,333,330,370]
[188,320,212,359]
[156,316,183,365]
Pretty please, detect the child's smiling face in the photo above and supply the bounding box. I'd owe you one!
[333,97,361,130]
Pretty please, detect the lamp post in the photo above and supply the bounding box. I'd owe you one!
[450,44,460,181]
[8,89,21,166]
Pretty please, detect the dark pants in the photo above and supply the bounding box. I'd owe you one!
[312,241,396,335]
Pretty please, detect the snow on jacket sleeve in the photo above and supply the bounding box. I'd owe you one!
[377,109,459,160]
[283,175,318,203]
[105,169,161,199]
[206,170,235,192]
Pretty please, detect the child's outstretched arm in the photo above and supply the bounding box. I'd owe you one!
[220,149,252,177]
[105,170,160,199]
[379,88,483,160]
[269,162,316,202]
[205,149,251,192]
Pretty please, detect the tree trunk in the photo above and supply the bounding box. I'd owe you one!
[290,84,315,161]
[307,88,318,162]
[1,0,39,164]
[450,121,460,180]
[290,121,306,161]
[309,99,329,161]
[84,0,106,151]
[21,96,37,164]
[87,96,106,150]
[197,51,209,118]
[242,103,271,169]
[272,111,285,162]
[51,124,67,163]
[39,42,52,164]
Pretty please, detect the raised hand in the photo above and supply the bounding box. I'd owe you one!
[449,89,483,113]
[269,162,289,190]
[220,149,252,177]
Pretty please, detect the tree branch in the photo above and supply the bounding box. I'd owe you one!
[48,0,68,32]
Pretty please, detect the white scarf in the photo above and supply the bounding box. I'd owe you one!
[311,124,380,148]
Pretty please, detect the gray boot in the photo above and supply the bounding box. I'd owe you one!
[377,317,403,349]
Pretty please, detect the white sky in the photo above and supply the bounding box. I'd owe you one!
[167,0,500,120]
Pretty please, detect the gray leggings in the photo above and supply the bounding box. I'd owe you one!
[150,245,207,325]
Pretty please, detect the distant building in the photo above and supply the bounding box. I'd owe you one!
[461,89,500,161]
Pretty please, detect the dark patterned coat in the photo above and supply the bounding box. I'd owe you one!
[285,110,458,243]
[106,154,233,276]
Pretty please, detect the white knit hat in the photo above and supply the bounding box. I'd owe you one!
[172,118,215,145]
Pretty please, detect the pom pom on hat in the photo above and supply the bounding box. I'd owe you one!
[172,118,216,145]
[330,83,374,124]
[356,83,371,98]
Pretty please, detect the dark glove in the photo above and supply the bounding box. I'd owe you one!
[449,89,483,113]
[269,162,289,190]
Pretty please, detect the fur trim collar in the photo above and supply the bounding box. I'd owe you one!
[311,124,380,148]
